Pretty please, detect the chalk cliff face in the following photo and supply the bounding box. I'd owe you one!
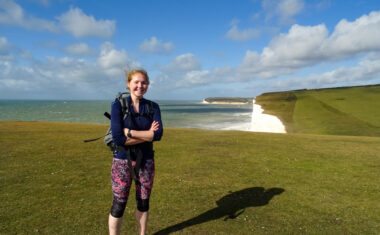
[250,99,286,133]
[203,97,254,104]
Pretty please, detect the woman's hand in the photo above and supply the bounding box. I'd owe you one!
[150,121,159,132]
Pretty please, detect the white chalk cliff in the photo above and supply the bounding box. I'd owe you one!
[250,99,286,133]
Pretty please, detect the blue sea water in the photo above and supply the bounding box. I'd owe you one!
[0,100,253,131]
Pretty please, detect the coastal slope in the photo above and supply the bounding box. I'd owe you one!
[255,84,380,136]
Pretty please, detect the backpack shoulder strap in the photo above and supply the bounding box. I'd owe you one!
[116,92,130,120]
[145,100,154,119]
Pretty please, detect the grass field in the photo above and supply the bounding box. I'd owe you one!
[1,121,379,234]
[255,84,380,136]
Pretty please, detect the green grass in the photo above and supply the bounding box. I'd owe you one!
[1,121,380,234]
[255,84,380,136]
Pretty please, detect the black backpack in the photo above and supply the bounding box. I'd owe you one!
[84,92,153,150]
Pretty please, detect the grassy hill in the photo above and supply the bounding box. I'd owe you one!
[1,121,379,234]
[255,84,380,136]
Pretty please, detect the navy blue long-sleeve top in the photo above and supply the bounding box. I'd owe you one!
[110,96,163,160]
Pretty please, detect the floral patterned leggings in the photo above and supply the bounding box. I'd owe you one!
[111,158,155,204]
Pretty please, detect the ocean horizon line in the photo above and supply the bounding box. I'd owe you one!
[0,99,287,133]
[0,100,254,131]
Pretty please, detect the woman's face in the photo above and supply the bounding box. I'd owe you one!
[128,73,149,98]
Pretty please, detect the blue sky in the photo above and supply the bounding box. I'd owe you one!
[1,0,380,100]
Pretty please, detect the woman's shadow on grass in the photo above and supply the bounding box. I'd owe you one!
[154,187,285,235]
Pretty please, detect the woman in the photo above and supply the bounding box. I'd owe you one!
[108,69,163,235]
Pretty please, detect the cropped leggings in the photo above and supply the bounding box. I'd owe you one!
[110,158,155,217]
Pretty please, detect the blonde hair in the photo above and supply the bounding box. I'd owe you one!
[125,69,150,86]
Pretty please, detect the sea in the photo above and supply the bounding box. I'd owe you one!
[0,100,254,131]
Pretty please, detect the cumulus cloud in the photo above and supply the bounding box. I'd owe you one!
[0,36,15,61]
[315,0,332,11]
[0,1,115,39]
[273,53,380,89]
[153,53,225,88]
[19,50,33,60]
[139,37,174,54]
[237,24,327,79]
[0,0,58,32]
[64,43,96,56]
[176,70,211,87]
[33,0,50,7]
[154,11,380,90]
[153,53,238,90]
[57,7,116,38]
[0,36,11,53]
[276,0,304,21]
[225,20,260,41]
[0,41,140,98]
[164,53,201,72]
[236,11,380,81]
[262,0,305,24]
[323,11,380,59]
[154,69,213,89]
[40,40,58,49]
[4,56,96,88]
[97,42,140,76]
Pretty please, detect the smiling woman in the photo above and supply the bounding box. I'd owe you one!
[126,70,150,99]
[108,69,163,235]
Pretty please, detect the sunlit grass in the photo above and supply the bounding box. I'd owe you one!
[1,121,379,234]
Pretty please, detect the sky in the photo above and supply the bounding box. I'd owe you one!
[0,0,380,100]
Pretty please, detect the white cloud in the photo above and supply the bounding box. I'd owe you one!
[0,0,22,24]
[0,36,15,61]
[19,50,33,59]
[273,53,380,89]
[154,11,380,90]
[316,0,332,11]
[154,9,380,90]
[153,58,240,90]
[152,53,226,89]
[277,0,304,21]
[237,24,327,79]
[323,11,380,59]
[262,0,305,24]
[97,42,140,76]
[236,11,380,81]
[154,69,214,89]
[0,0,58,32]
[225,21,260,41]
[0,36,11,53]
[0,42,140,99]
[177,70,211,87]
[40,40,58,48]
[0,1,115,39]
[164,53,201,72]
[32,0,50,7]
[57,7,116,38]
[64,43,96,56]
[139,37,174,54]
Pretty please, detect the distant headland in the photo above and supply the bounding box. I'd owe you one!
[203,97,254,104]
